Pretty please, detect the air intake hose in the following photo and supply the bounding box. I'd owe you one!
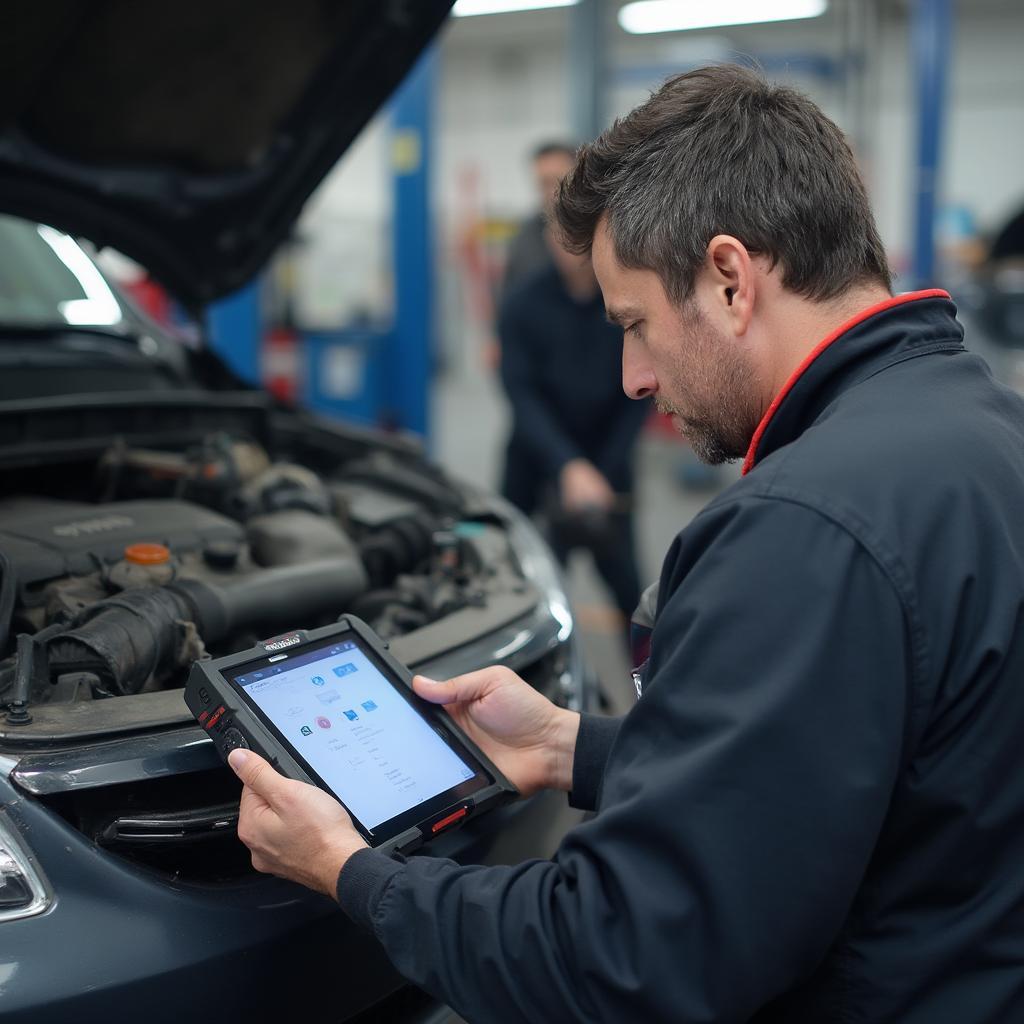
[45,557,369,695]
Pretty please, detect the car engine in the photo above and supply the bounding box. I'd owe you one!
[0,433,516,717]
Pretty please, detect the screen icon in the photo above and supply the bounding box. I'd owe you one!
[343,709,359,721]
[333,663,357,678]
[361,700,378,712]
[316,716,332,730]
[300,725,313,737]
[311,675,326,687]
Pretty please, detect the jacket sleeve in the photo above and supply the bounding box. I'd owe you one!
[498,296,583,476]
[337,497,911,1024]
[568,713,622,811]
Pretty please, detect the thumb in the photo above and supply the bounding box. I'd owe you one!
[413,666,508,706]
[228,748,283,803]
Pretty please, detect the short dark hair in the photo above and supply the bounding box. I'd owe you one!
[555,64,891,304]
[532,141,576,162]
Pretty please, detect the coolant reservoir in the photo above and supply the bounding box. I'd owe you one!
[108,542,176,589]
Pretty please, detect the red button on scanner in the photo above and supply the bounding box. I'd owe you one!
[431,807,468,834]
[205,705,226,730]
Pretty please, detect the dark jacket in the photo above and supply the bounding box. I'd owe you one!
[339,291,1024,1023]
[498,265,650,493]
[501,212,552,298]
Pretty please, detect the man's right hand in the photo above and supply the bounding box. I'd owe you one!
[559,458,615,512]
[412,667,580,798]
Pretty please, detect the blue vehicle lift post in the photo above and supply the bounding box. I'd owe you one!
[207,280,262,386]
[569,0,607,143]
[389,47,438,442]
[911,0,953,289]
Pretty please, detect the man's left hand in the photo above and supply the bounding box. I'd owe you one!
[228,748,368,898]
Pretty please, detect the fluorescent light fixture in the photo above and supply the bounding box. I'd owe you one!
[453,0,578,16]
[37,225,122,326]
[619,0,827,34]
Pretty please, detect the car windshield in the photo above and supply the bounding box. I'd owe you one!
[0,214,125,329]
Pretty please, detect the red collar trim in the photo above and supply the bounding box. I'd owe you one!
[741,289,952,475]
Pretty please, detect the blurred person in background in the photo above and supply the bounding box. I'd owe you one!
[501,141,577,297]
[476,142,577,370]
[498,227,650,638]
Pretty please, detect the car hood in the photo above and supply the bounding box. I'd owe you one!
[0,0,452,307]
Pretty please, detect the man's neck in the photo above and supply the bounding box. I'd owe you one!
[761,283,893,405]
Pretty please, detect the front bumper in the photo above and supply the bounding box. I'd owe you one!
[0,773,581,1023]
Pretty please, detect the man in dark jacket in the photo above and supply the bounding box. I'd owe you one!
[228,65,1024,1022]
[501,141,577,297]
[499,233,649,623]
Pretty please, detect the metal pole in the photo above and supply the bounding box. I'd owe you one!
[389,47,438,441]
[569,0,606,142]
[910,0,953,289]
[207,280,262,386]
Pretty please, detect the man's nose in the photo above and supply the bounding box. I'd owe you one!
[622,341,657,400]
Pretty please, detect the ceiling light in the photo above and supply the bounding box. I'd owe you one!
[618,0,827,35]
[453,0,579,16]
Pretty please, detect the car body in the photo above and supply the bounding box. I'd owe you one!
[0,4,588,1020]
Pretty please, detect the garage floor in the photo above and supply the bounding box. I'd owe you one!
[433,355,734,717]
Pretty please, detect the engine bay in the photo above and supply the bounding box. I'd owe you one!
[0,429,536,728]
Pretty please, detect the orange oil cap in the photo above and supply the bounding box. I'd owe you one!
[124,542,171,565]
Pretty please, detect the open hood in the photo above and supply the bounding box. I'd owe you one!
[0,0,452,307]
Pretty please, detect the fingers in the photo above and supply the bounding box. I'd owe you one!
[228,748,285,805]
[412,665,515,706]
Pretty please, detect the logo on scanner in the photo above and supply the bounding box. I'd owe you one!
[262,634,302,652]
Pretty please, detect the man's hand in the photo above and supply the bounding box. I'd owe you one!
[413,666,580,798]
[228,749,368,898]
[559,458,615,513]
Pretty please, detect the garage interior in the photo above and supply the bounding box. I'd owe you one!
[197,0,1023,710]
[2,1,1024,1022]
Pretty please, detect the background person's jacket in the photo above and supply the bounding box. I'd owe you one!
[498,264,650,496]
[338,291,1024,1023]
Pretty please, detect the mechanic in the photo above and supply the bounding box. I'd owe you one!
[498,229,649,631]
[228,65,1024,1023]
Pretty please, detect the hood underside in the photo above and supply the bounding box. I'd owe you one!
[0,0,452,306]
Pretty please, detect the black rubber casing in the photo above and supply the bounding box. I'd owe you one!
[184,615,517,856]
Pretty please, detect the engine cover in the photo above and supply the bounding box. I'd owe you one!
[0,499,244,599]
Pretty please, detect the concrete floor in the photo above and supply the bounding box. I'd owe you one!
[432,354,736,714]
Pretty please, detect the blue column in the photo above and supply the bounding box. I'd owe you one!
[911,0,953,289]
[389,48,438,441]
[570,0,606,143]
[207,280,262,386]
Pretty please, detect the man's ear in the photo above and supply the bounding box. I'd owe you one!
[705,235,754,335]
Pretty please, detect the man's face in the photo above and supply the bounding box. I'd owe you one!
[591,220,762,464]
[534,152,575,217]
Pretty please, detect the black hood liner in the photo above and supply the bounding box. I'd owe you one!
[0,0,452,306]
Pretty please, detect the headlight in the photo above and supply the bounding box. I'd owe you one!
[0,811,51,922]
[496,498,575,645]
[489,497,591,711]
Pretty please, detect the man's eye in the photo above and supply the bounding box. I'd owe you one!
[625,322,642,337]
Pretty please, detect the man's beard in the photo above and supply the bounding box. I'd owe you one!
[655,305,762,465]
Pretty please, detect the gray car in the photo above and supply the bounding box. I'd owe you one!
[0,3,588,1020]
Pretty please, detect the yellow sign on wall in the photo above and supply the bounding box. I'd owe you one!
[392,131,422,174]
